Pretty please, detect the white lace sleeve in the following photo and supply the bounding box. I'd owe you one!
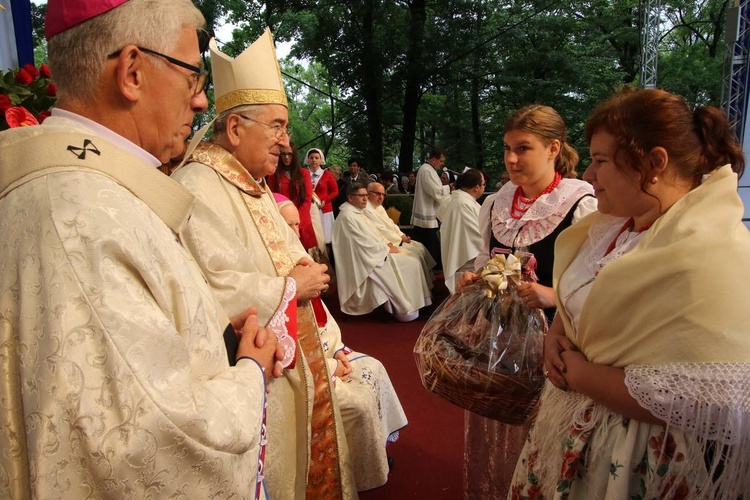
[625,363,750,445]
[572,194,598,223]
[474,192,499,270]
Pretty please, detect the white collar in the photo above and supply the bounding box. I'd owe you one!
[343,201,366,214]
[490,178,594,247]
[51,108,161,168]
[456,188,478,202]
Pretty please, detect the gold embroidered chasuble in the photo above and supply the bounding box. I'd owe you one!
[0,123,269,499]
[178,142,356,499]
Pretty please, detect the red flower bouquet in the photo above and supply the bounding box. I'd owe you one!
[5,106,39,127]
[1,64,57,130]
[0,94,11,112]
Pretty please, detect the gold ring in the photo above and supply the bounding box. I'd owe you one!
[322,284,329,292]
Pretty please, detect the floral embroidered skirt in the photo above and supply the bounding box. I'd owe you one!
[509,384,714,499]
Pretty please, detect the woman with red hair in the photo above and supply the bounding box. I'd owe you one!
[512,88,750,499]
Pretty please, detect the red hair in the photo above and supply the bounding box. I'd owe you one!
[585,87,744,191]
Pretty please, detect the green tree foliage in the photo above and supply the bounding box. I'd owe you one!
[30,2,47,66]
[658,0,727,106]
[23,0,728,183]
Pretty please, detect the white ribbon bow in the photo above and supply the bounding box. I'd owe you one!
[480,254,522,296]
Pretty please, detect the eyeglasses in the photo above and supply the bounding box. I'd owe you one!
[108,46,208,96]
[368,191,386,197]
[237,114,293,140]
[351,193,368,198]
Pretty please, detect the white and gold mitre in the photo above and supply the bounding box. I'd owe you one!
[210,28,288,114]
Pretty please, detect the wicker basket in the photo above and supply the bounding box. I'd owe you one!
[414,331,545,425]
[413,252,547,425]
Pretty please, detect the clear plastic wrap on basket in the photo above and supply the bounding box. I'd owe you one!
[414,252,548,425]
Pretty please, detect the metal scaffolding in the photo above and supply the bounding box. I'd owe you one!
[640,0,663,89]
[722,1,750,225]
[722,1,750,143]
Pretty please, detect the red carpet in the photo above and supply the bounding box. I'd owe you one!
[323,278,464,499]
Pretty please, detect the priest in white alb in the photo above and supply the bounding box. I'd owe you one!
[171,31,407,497]
[333,183,433,322]
[436,168,486,292]
[364,181,436,285]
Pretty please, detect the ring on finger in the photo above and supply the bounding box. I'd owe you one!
[543,369,549,377]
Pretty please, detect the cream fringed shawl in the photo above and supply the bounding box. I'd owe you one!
[554,165,750,367]
[542,165,750,498]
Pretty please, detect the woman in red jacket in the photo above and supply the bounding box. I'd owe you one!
[305,147,339,245]
[267,143,318,250]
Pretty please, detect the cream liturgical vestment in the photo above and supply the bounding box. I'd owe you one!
[436,189,483,293]
[0,118,268,499]
[333,202,432,321]
[411,162,450,229]
[173,142,407,495]
[364,201,436,283]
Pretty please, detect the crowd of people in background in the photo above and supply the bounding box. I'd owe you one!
[267,140,514,293]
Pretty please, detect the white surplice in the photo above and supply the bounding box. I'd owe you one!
[438,189,482,293]
[173,143,407,494]
[410,162,450,229]
[436,189,483,293]
[333,202,432,321]
[364,201,436,284]
[0,118,268,499]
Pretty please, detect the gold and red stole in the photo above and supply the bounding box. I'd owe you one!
[188,142,344,499]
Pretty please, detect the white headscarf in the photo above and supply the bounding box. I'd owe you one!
[303,148,326,166]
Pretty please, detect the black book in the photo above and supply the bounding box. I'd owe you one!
[223,323,238,366]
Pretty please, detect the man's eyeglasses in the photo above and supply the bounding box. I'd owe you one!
[108,46,208,96]
[237,114,292,140]
[368,190,386,197]
[351,193,368,198]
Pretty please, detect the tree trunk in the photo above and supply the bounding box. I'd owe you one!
[471,75,484,170]
[398,0,427,173]
[362,0,384,173]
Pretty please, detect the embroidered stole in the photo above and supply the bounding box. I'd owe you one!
[188,142,344,499]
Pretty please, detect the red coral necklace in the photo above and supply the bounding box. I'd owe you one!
[510,172,562,219]
[603,218,651,257]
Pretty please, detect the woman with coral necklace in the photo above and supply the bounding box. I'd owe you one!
[459,104,597,498]
[466,104,597,321]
